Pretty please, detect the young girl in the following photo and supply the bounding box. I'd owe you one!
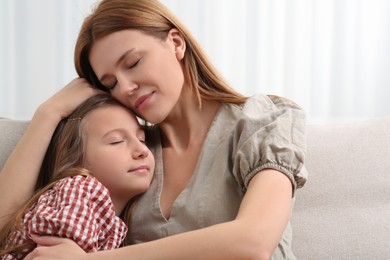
[0,94,155,259]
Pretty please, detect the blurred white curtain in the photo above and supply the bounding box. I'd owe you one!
[0,0,96,120]
[1,0,390,123]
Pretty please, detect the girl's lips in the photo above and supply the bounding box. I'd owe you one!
[128,165,149,173]
[134,92,153,109]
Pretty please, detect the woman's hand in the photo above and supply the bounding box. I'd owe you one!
[24,235,87,260]
[37,78,104,121]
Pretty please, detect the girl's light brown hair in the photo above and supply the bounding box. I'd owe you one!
[74,0,247,108]
[0,94,135,256]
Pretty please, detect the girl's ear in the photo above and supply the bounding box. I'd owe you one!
[168,28,186,60]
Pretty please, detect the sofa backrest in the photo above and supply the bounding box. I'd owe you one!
[1,116,390,259]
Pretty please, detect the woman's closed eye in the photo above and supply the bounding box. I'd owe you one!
[128,58,141,69]
[101,80,117,91]
[101,59,141,90]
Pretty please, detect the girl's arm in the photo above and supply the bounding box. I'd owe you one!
[26,169,293,260]
[0,78,99,229]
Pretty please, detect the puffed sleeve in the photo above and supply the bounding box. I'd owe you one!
[232,94,308,196]
[24,176,127,252]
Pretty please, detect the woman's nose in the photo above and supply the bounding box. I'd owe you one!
[117,75,138,96]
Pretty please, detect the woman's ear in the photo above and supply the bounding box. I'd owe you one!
[168,28,186,60]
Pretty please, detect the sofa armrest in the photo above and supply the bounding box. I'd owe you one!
[0,118,29,169]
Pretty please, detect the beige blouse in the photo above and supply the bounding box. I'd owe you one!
[129,94,308,259]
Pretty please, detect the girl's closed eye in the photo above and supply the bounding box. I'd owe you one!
[110,139,124,145]
[106,135,125,145]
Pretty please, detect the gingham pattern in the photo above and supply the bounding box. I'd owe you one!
[3,175,127,259]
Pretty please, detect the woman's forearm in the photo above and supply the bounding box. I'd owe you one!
[87,221,262,260]
[88,217,280,260]
[0,104,61,228]
[24,170,291,260]
[86,170,292,260]
[0,78,99,229]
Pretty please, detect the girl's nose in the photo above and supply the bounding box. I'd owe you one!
[132,141,149,159]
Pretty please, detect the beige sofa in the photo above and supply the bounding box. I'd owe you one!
[1,116,390,259]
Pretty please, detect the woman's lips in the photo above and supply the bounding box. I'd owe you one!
[134,92,153,109]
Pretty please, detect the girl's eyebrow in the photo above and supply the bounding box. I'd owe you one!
[98,48,135,82]
[102,128,124,138]
[102,126,142,139]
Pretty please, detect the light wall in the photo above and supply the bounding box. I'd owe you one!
[1,0,390,123]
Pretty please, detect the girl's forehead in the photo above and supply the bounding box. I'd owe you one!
[83,105,139,130]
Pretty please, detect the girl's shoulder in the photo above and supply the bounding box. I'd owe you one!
[54,175,105,193]
[24,175,126,252]
[37,175,111,210]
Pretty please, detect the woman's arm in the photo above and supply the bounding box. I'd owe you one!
[0,78,98,229]
[26,169,293,260]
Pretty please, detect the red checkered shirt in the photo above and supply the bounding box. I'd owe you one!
[3,175,127,259]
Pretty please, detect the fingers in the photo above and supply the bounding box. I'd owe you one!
[24,235,87,260]
[30,234,67,246]
[24,245,49,260]
[37,77,104,120]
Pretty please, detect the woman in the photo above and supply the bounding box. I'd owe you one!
[0,94,155,259]
[0,0,307,259]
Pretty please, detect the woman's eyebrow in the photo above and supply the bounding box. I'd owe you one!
[99,48,135,82]
[116,48,136,66]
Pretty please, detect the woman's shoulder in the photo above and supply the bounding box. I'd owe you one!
[241,94,304,112]
[226,94,308,193]
[266,94,304,110]
[221,93,305,124]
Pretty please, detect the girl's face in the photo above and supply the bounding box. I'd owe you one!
[89,29,186,124]
[81,104,155,213]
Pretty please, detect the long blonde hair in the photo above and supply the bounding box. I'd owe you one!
[0,94,135,256]
[75,0,247,108]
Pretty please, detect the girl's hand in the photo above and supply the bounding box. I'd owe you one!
[37,78,104,121]
[24,235,87,260]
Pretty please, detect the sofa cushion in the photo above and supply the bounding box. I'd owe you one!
[291,116,390,259]
[0,118,29,168]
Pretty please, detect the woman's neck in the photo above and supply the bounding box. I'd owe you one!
[159,88,220,152]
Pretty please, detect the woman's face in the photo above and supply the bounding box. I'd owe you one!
[81,104,155,212]
[89,29,186,124]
